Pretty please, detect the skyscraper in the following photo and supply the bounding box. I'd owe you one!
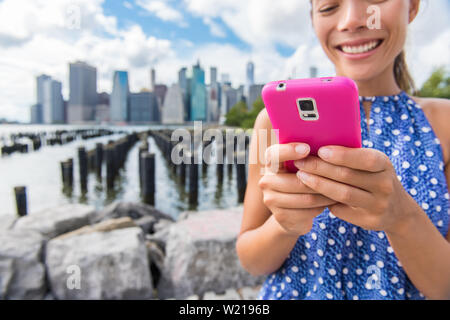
[190,62,207,121]
[248,84,264,110]
[110,71,129,122]
[68,61,97,123]
[210,67,217,86]
[246,61,255,86]
[43,79,64,124]
[30,104,43,124]
[162,84,185,124]
[150,68,156,92]
[129,92,159,123]
[178,67,190,121]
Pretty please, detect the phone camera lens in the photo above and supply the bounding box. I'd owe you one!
[298,100,315,111]
[278,83,285,88]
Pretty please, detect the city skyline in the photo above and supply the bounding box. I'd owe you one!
[0,0,449,122]
[30,58,264,125]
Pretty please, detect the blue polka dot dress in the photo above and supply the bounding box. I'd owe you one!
[258,91,450,300]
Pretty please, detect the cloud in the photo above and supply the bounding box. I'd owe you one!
[123,1,133,10]
[136,0,187,27]
[203,17,226,38]
[0,0,174,122]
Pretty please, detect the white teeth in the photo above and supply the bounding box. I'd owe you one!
[341,40,380,54]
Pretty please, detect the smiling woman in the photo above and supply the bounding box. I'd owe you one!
[237,0,450,300]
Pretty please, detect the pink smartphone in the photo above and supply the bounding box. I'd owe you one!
[262,76,362,173]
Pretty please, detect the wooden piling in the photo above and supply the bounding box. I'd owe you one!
[14,186,27,217]
[105,145,115,190]
[188,151,198,204]
[78,147,88,192]
[95,143,103,177]
[141,152,155,205]
[236,150,247,203]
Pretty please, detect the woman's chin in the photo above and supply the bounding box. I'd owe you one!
[337,65,381,83]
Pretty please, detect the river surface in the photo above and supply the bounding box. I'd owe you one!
[0,124,244,219]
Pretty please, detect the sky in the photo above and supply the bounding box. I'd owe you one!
[0,0,449,122]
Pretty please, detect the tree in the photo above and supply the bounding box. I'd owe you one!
[241,97,265,129]
[225,97,266,129]
[418,66,450,99]
[224,100,248,127]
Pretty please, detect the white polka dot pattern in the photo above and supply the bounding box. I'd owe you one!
[258,92,448,300]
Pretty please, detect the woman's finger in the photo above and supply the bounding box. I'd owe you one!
[259,172,320,194]
[297,170,375,209]
[294,156,380,192]
[265,143,310,173]
[264,190,338,209]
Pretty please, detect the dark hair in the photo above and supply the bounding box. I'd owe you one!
[394,50,417,95]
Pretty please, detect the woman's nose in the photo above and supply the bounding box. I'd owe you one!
[337,0,368,32]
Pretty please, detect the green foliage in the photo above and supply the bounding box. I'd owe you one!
[225,97,265,129]
[418,66,450,99]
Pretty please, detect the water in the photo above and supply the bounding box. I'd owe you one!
[0,124,244,219]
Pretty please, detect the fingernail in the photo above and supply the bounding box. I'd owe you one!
[295,159,305,169]
[319,147,332,159]
[295,144,309,155]
[297,171,310,182]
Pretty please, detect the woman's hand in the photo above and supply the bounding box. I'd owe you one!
[259,143,339,237]
[294,146,420,235]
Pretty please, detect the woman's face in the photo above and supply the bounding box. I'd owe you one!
[311,0,419,81]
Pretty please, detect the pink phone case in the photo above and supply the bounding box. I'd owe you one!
[262,76,362,173]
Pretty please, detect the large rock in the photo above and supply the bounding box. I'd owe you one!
[157,206,265,299]
[13,204,95,239]
[0,229,46,299]
[54,217,136,241]
[46,227,153,300]
[92,202,174,234]
[0,215,17,231]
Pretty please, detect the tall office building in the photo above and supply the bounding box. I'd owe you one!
[207,85,220,123]
[30,104,43,124]
[310,66,318,78]
[96,92,110,123]
[190,61,207,121]
[43,79,64,124]
[246,61,255,99]
[33,74,51,124]
[68,61,97,123]
[246,61,255,86]
[178,67,190,121]
[210,67,217,86]
[150,68,156,92]
[129,91,159,123]
[248,84,264,110]
[37,75,51,107]
[162,84,185,124]
[110,71,129,122]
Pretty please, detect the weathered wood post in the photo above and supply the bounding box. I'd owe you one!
[78,147,88,192]
[141,152,155,205]
[139,143,149,189]
[95,143,103,177]
[105,145,115,190]
[188,150,198,205]
[14,186,27,217]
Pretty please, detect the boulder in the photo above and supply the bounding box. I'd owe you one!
[145,241,165,288]
[46,227,153,300]
[203,289,241,300]
[54,217,136,241]
[0,215,17,231]
[157,206,265,299]
[91,202,174,234]
[13,204,95,239]
[0,229,46,299]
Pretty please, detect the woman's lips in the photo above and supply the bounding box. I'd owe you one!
[335,39,384,60]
